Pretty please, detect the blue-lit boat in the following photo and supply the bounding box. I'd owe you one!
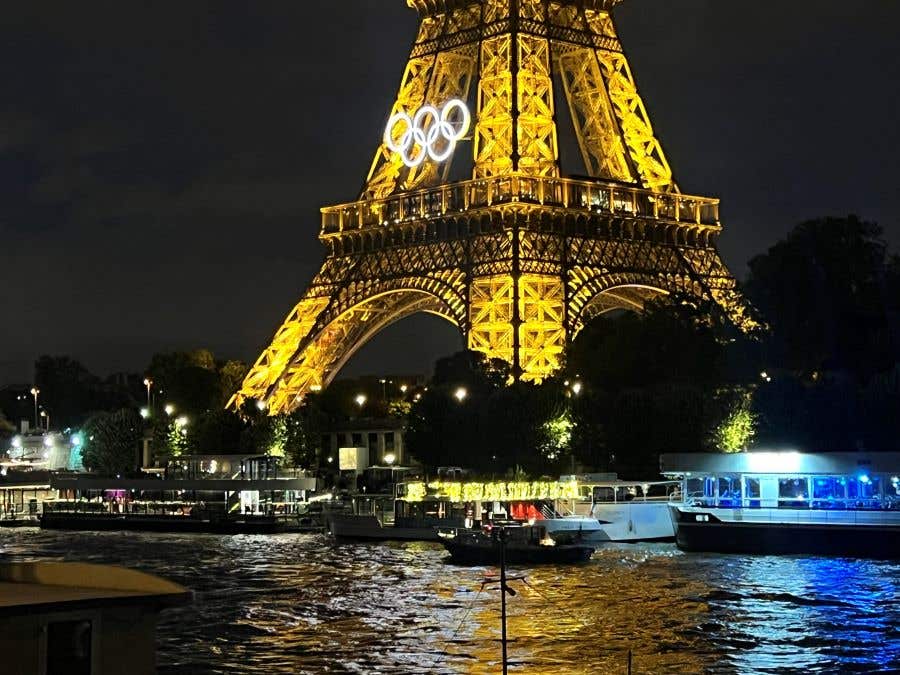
[662,452,900,558]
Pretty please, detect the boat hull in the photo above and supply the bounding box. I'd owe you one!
[442,540,594,565]
[589,502,675,542]
[671,507,900,558]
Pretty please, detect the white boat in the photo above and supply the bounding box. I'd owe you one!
[563,479,679,542]
[661,451,900,557]
[539,514,606,543]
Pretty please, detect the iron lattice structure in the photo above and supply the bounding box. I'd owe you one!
[231,0,757,414]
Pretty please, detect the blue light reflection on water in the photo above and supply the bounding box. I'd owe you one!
[1,530,899,674]
[683,554,900,673]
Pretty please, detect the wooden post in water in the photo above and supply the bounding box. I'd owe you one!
[499,527,509,675]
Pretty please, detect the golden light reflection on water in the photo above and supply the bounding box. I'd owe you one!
[438,548,713,674]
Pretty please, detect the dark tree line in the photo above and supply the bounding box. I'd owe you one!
[746,215,900,452]
[406,215,900,477]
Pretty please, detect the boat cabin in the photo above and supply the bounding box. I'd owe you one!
[661,452,900,511]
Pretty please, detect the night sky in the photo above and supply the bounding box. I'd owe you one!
[2,1,899,385]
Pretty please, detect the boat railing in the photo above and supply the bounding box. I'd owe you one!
[687,506,900,526]
[681,492,900,513]
[41,499,300,521]
[540,504,558,520]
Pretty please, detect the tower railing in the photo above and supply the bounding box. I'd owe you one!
[320,174,720,237]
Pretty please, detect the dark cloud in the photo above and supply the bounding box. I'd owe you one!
[1,0,898,384]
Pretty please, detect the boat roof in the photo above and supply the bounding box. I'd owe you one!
[660,451,900,477]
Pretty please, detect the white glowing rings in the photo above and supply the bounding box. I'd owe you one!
[384,99,471,169]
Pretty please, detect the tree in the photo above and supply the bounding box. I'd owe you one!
[218,360,249,408]
[146,351,220,416]
[188,410,246,455]
[565,300,742,476]
[745,215,900,376]
[0,409,14,435]
[283,398,327,468]
[405,351,570,475]
[34,355,134,428]
[81,409,144,476]
[743,215,900,452]
[712,390,757,453]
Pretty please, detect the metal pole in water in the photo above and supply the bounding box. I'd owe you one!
[500,527,508,675]
[627,648,632,674]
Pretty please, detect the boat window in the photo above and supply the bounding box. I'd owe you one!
[616,486,638,502]
[593,486,615,502]
[744,477,761,508]
[778,477,809,508]
[644,483,673,500]
[685,478,705,505]
[716,476,741,508]
[812,476,846,508]
[887,477,900,508]
[847,476,882,508]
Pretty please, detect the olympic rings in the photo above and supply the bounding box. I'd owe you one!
[384,99,471,169]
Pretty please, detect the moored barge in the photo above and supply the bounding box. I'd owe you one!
[662,451,900,558]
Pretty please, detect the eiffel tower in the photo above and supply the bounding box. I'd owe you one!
[230,0,756,414]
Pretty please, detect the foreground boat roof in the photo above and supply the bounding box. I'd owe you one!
[660,452,900,477]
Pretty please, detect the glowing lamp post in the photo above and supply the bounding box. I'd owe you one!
[355,394,367,408]
[30,388,40,430]
[454,387,467,403]
[143,378,153,411]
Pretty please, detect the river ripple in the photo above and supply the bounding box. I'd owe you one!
[2,529,898,673]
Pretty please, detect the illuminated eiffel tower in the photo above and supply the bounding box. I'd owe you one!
[231,0,756,414]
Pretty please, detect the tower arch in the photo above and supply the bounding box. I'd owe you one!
[235,284,466,414]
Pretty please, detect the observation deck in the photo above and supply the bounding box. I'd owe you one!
[321,175,720,238]
[407,0,623,15]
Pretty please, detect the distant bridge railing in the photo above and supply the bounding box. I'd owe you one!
[321,174,720,236]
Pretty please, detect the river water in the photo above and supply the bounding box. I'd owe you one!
[2,529,898,674]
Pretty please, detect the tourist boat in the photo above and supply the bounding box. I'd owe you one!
[662,451,900,558]
[438,523,595,565]
[567,478,679,542]
[329,478,676,544]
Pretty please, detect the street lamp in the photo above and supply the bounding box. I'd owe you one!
[140,407,150,419]
[454,387,467,402]
[40,409,50,431]
[400,384,408,394]
[355,393,367,408]
[30,388,40,430]
[164,403,175,416]
[143,378,153,410]
[571,382,583,396]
